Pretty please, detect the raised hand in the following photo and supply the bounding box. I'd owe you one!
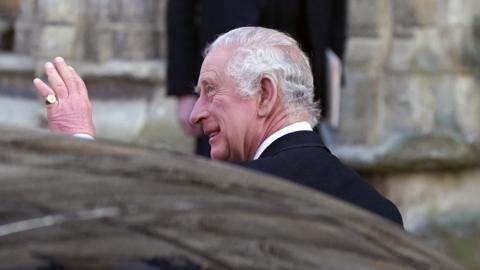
[33,57,95,136]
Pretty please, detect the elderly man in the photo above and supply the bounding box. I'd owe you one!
[33,27,402,226]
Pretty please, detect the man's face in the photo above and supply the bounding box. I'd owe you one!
[189,47,262,161]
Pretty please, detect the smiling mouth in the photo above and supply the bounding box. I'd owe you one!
[206,130,219,144]
[209,132,219,138]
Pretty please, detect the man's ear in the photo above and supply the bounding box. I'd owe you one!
[257,74,278,118]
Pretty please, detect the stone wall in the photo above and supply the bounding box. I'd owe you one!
[0,0,479,268]
[0,0,193,152]
[341,1,480,268]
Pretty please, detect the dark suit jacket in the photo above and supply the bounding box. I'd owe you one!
[236,131,403,226]
[167,0,346,116]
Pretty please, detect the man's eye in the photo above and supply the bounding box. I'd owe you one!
[205,86,215,96]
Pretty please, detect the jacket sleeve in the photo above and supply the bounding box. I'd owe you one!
[166,0,199,97]
[330,0,347,62]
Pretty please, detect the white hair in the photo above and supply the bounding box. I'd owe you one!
[205,27,320,126]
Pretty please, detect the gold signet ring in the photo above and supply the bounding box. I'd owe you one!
[45,94,57,104]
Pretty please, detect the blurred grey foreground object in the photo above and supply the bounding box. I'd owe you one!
[0,126,463,270]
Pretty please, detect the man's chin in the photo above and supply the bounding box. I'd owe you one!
[209,147,226,161]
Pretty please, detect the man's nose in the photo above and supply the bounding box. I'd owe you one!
[189,95,207,125]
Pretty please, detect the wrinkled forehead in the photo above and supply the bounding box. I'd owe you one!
[195,48,232,93]
[197,46,236,84]
[201,46,236,71]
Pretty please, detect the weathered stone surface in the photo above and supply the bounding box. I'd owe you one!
[382,74,420,136]
[137,88,195,154]
[0,97,41,127]
[392,0,416,38]
[0,53,34,72]
[454,76,480,143]
[439,0,478,27]
[92,99,148,142]
[345,37,388,70]
[373,169,480,228]
[333,134,480,173]
[0,72,36,99]
[13,23,36,54]
[38,0,80,24]
[0,126,464,270]
[348,0,390,38]
[84,27,115,61]
[386,38,417,72]
[410,29,454,73]
[407,75,440,133]
[76,60,165,82]
[413,0,439,27]
[82,0,164,61]
[378,169,480,270]
[114,28,160,60]
[337,71,381,145]
[460,19,480,69]
[38,26,77,59]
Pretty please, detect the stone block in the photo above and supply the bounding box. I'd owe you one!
[114,28,158,60]
[392,0,416,38]
[460,18,480,69]
[438,26,470,71]
[88,28,114,62]
[410,29,453,73]
[345,37,387,70]
[379,74,460,140]
[413,0,439,27]
[0,54,34,73]
[92,99,148,142]
[454,76,480,142]
[121,0,158,23]
[38,25,77,59]
[348,0,390,38]
[439,0,477,26]
[38,0,81,24]
[137,88,194,154]
[382,74,427,136]
[432,76,457,133]
[337,71,382,145]
[405,74,476,138]
[386,38,417,72]
[0,97,42,128]
[407,75,440,133]
[13,24,34,54]
[383,169,480,236]
[17,0,36,19]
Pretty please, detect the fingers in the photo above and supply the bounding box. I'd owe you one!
[34,57,90,110]
[33,78,54,98]
[53,57,77,97]
[33,78,58,107]
[37,57,88,102]
[44,61,68,99]
[68,66,90,99]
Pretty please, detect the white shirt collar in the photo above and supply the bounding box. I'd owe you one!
[253,121,313,160]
